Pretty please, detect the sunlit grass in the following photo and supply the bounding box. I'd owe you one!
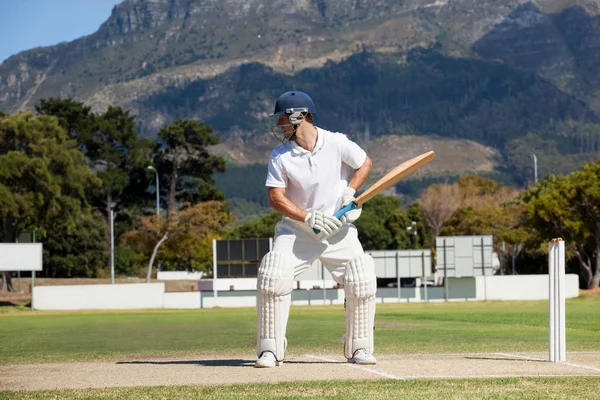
[1,296,599,364]
[2,377,600,400]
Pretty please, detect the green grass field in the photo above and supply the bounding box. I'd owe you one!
[1,293,599,399]
[2,378,600,400]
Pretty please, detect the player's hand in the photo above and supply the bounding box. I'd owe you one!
[339,187,362,224]
[304,211,342,236]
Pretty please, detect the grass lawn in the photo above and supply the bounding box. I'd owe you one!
[1,293,599,364]
[1,377,600,400]
[1,292,598,399]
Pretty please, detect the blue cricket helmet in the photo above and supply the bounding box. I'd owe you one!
[270,91,317,117]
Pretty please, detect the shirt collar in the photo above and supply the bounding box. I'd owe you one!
[289,127,324,156]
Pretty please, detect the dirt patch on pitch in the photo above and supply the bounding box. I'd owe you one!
[1,352,599,391]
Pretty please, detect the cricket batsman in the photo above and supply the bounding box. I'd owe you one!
[255,90,377,368]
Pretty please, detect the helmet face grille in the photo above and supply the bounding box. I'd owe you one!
[285,107,308,114]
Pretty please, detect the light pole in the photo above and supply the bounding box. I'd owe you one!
[531,153,538,184]
[147,166,160,215]
[110,207,115,284]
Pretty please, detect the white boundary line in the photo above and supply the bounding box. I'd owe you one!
[305,354,406,380]
[496,352,600,373]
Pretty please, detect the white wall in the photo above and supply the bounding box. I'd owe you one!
[163,291,258,308]
[475,274,579,300]
[198,278,257,291]
[157,271,204,280]
[32,283,164,310]
[296,279,338,290]
[163,292,202,308]
[163,292,259,308]
[31,275,581,310]
[197,277,339,291]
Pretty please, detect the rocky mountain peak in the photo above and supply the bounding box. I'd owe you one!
[99,0,405,38]
[100,0,190,36]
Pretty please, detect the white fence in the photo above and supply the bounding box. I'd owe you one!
[32,283,164,310]
[477,275,579,301]
[157,271,204,280]
[31,275,580,310]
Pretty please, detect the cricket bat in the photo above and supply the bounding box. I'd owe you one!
[335,150,436,218]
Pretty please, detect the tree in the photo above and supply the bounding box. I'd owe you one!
[442,202,531,274]
[122,201,231,281]
[41,212,108,278]
[36,98,158,250]
[87,106,150,272]
[0,113,99,290]
[419,182,460,243]
[354,195,413,250]
[114,244,146,277]
[229,212,281,239]
[420,176,519,245]
[35,98,95,144]
[522,163,600,289]
[406,201,429,248]
[155,120,226,217]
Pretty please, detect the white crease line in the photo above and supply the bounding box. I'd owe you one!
[559,361,600,373]
[304,354,406,380]
[515,351,600,355]
[496,352,600,373]
[343,352,516,360]
[403,374,600,379]
[377,352,508,358]
[495,353,546,362]
[365,351,600,358]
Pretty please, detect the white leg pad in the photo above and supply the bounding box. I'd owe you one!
[256,251,293,361]
[344,254,377,359]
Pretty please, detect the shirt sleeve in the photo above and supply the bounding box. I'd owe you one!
[340,135,367,169]
[265,153,287,188]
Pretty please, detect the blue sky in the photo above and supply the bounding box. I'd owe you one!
[0,0,122,63]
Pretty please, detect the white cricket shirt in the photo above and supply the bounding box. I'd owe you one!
[265,127,367,214]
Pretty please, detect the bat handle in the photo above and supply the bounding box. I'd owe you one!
[312,202,358,234]
[334,201,357,219]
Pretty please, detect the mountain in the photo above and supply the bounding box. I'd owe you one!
[474,1,600,110]
[2,0,600,192]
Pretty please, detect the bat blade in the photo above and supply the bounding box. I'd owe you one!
[315,150,435,233]
[354,150,435,206]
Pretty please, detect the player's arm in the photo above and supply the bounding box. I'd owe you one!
[270,187,342,234]
[347,155,372,191]
[268,187,308,222]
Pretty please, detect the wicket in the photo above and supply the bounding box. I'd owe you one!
[548,238,566,362]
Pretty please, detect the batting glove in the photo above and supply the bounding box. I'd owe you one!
[304,211,343,236]
[339,187,362,224]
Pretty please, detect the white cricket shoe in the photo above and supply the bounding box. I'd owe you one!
[255,351,282,368]
[348,349,377,365]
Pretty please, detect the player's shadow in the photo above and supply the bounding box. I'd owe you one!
[117,359,252,367]
[117,359,332,367]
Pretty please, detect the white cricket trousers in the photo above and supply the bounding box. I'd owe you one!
[272,217,366,282]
